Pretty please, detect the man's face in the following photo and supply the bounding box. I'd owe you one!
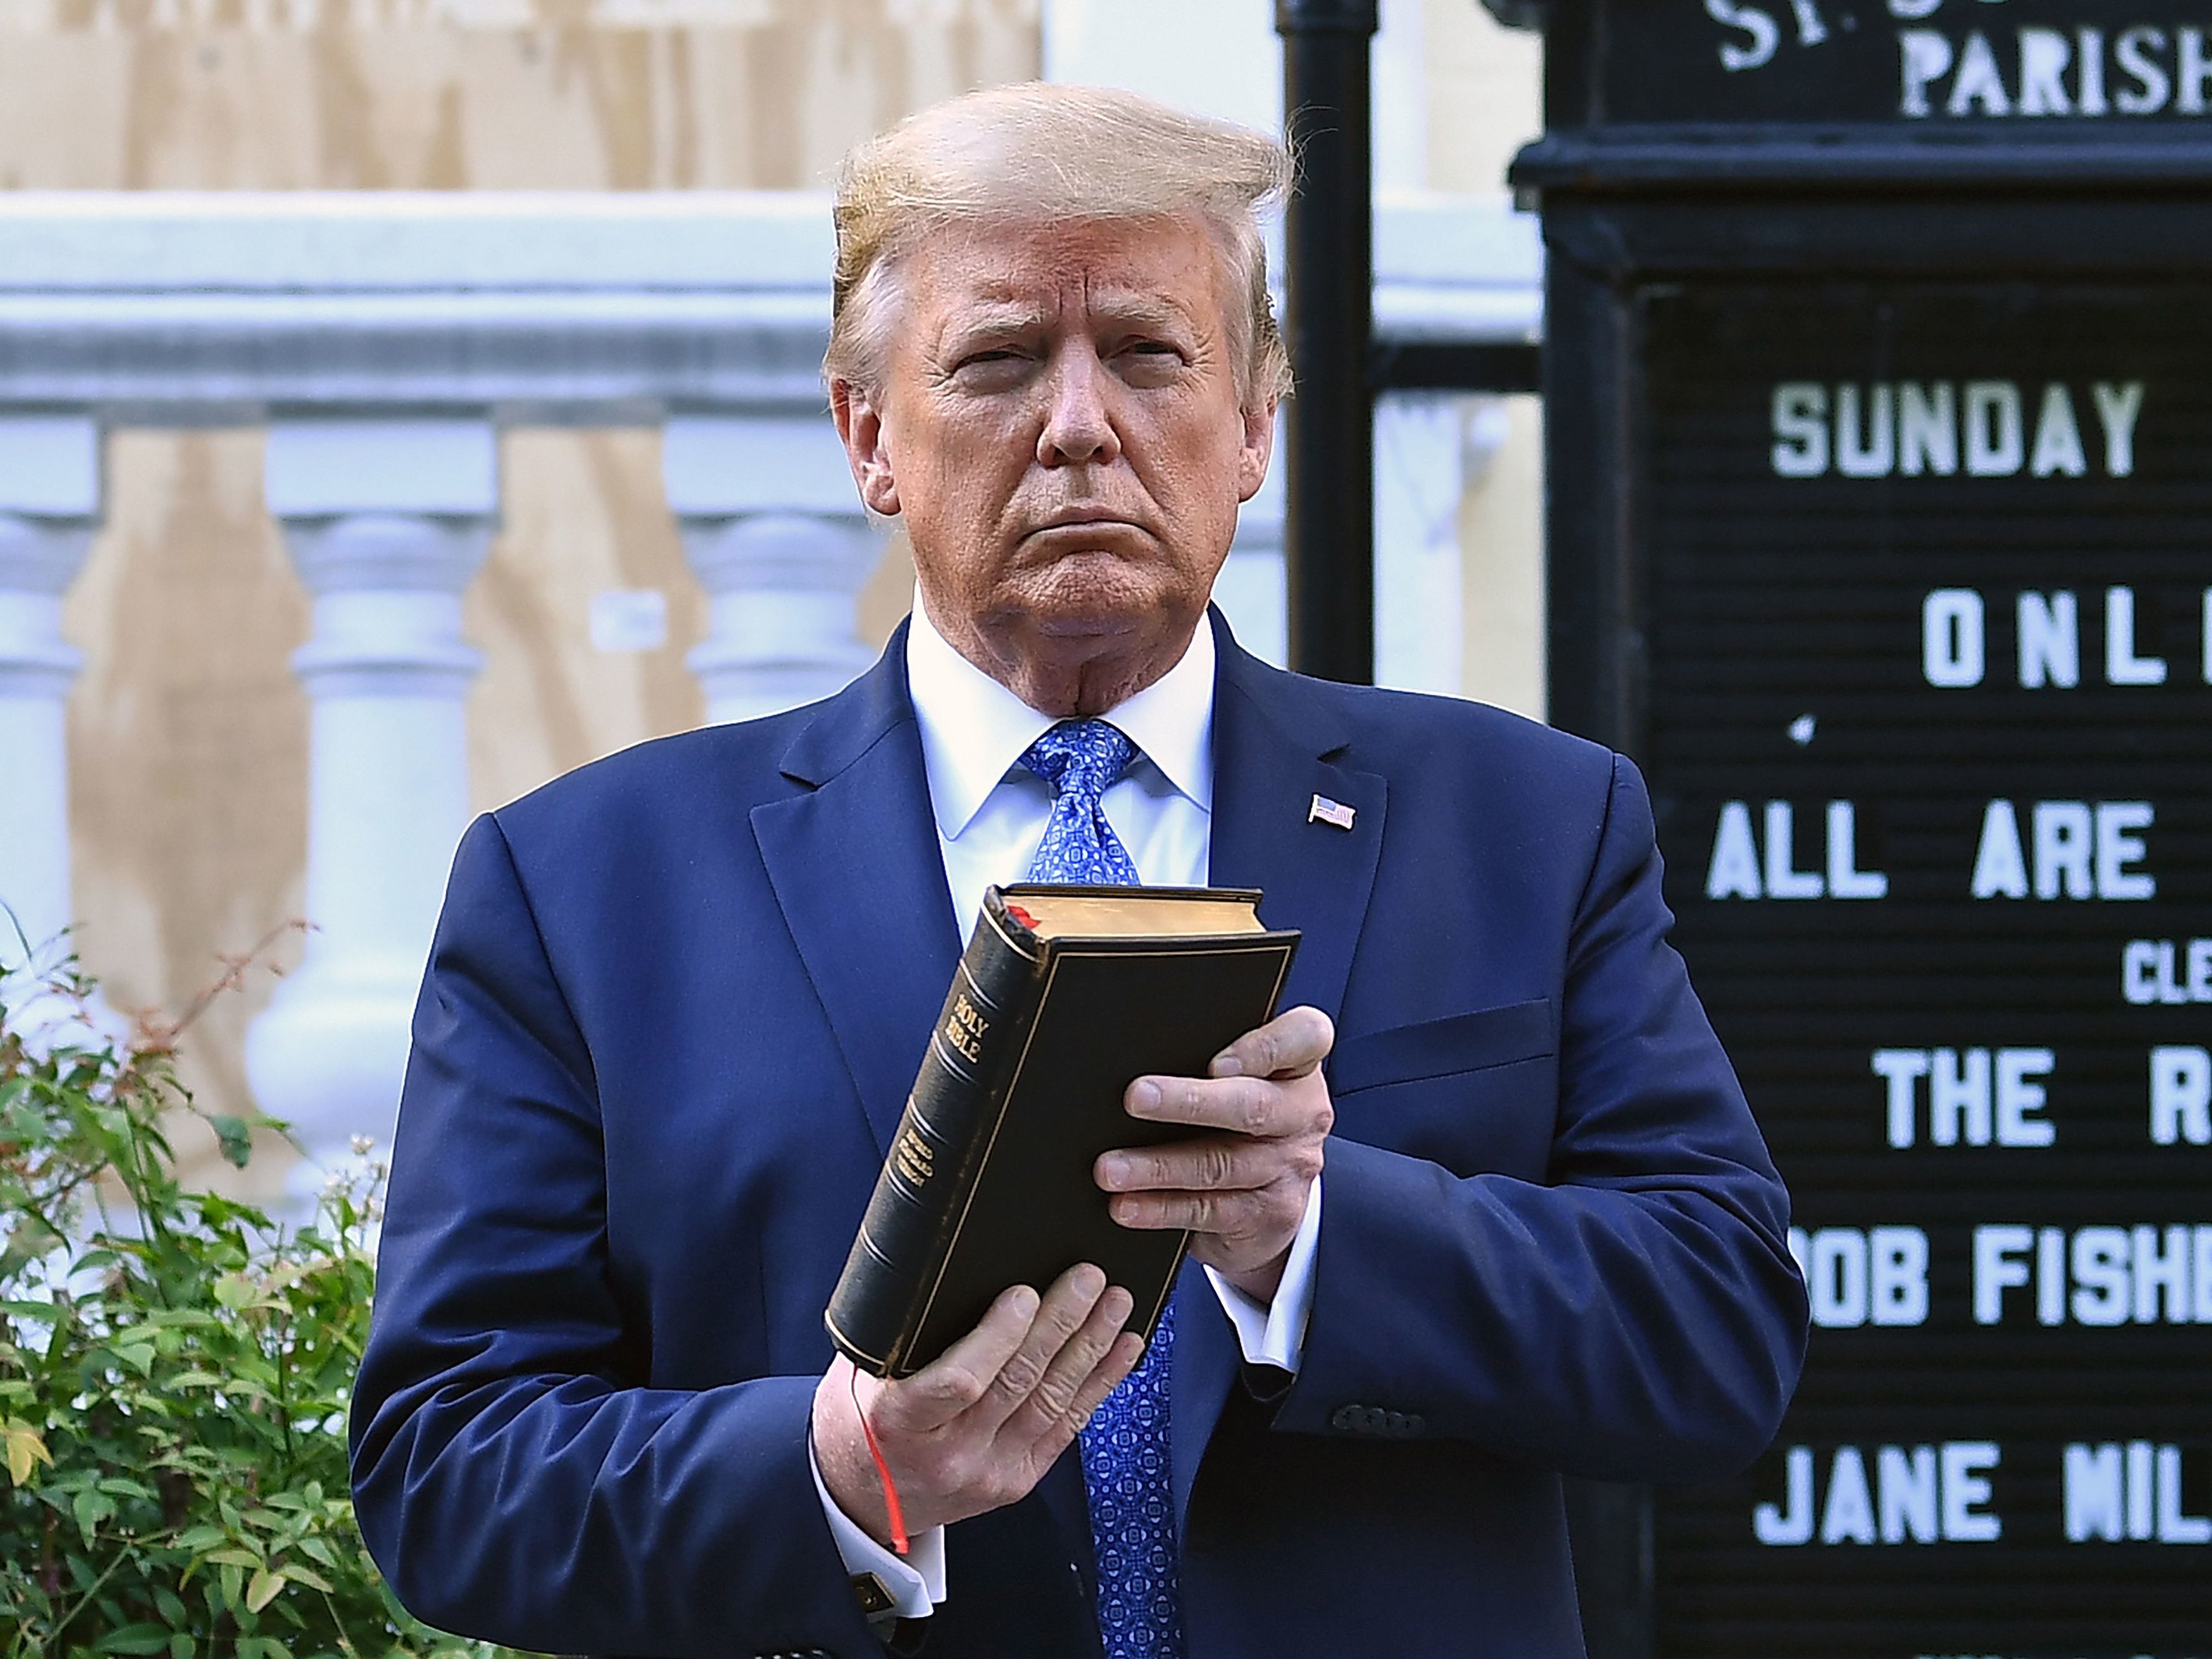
[832,213,1275,716]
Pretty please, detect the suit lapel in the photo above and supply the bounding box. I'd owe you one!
[751,623,962,1155]
[1205,613,1387,1039]
[1172,612,1389,1528]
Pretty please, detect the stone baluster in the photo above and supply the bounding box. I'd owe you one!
[664,415,881,724]
[0,416,107,1043]
[245,420,495,1198]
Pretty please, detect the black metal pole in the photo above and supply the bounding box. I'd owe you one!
[1275,0,1378,685]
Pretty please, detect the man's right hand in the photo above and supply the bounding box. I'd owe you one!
[813,1264,1143,1547]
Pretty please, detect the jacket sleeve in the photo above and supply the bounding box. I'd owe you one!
[347,813,882,1657]
[1272,754,1810,1482]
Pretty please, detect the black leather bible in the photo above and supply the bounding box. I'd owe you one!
[825,884,1300,1378]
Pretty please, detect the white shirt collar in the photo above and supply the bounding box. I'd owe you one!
[905,591,1216,841]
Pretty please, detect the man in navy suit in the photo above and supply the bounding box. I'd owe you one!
[349,83,1807,1658]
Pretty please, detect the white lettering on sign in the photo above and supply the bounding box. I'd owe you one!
[1920,585,2203,689]
[1705,0,1782,71]
[2018,590,2079,688]
[1755,1443,2002,1546]
[1898,21,2212,120]
[2065,1443,2212,1543]
[1969,800,2155,900]
[2120,940,2212,1006]
[1922,588,1985,686]
[2107,585,2170,684]
[1706,801,1888,900]
[1772,381,2141,479]
[2151,1046,2212,1146]
[1973,1224,2212,1326]
[1703,0,1839,70]
[1787,1226,1931,1328]
[1872,1047,2056,1149]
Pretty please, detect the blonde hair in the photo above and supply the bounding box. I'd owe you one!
[826,82,1292,404]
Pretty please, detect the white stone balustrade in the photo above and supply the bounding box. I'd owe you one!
[245,420,496,1194]
[665,415,882,726]
[0,415,108,1044]
[0,188,1540,1169]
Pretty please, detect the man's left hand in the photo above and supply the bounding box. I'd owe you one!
[1095,1004,1334,1303]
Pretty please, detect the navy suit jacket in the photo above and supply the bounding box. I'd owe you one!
[350,613,1808,1659]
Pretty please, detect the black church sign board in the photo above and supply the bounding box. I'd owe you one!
[1590,1,2212,130]
[1512,4,2212,1656]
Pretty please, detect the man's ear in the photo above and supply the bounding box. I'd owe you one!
[830,378,902,518]
[1235,395,1279,505]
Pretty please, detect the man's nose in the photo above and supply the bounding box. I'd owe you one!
[1035,349,1122,468]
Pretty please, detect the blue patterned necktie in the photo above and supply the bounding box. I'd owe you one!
[1018,719,1186,1659]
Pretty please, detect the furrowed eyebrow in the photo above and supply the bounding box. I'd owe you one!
[1088,296,1193,334]
[939,293,1198,354]
[940,305,1051,351]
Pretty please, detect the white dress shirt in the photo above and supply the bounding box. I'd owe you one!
[811,596,1325,1618]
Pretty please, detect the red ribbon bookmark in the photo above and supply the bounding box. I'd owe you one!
[851,1368,909,1556]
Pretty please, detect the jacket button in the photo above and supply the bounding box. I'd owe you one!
[1332,1402,1426,1437]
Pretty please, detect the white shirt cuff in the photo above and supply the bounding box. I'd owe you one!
[808,1432,947,1620]
[1202,1173,1322,1372]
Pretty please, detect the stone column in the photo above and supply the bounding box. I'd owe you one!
[245,420,494,1197]
[0,416,105,1044]
[664,415,881,724]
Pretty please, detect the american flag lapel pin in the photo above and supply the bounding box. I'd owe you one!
[1308,793,1356,831]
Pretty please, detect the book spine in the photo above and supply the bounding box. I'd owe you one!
[825,906,1046,1376]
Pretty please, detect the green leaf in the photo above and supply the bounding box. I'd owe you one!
[281,1562,335,1593]
[169,1635,194,1659]
[295,1533,338,1567]
[204,1114,255,1170]
[94,1627,174,1655]
[1,1417,52,1486]
[70,1484,116,1541]
[245,1566,283,1612]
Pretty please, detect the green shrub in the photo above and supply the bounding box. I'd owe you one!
[0,961,523,1659]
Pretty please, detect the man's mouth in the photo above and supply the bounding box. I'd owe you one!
[1022,511,1148,546]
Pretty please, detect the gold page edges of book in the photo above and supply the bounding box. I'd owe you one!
[996,884,1265,940]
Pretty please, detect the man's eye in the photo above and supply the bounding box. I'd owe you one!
[1117,342,1187,380]
[957,349,1026,371]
